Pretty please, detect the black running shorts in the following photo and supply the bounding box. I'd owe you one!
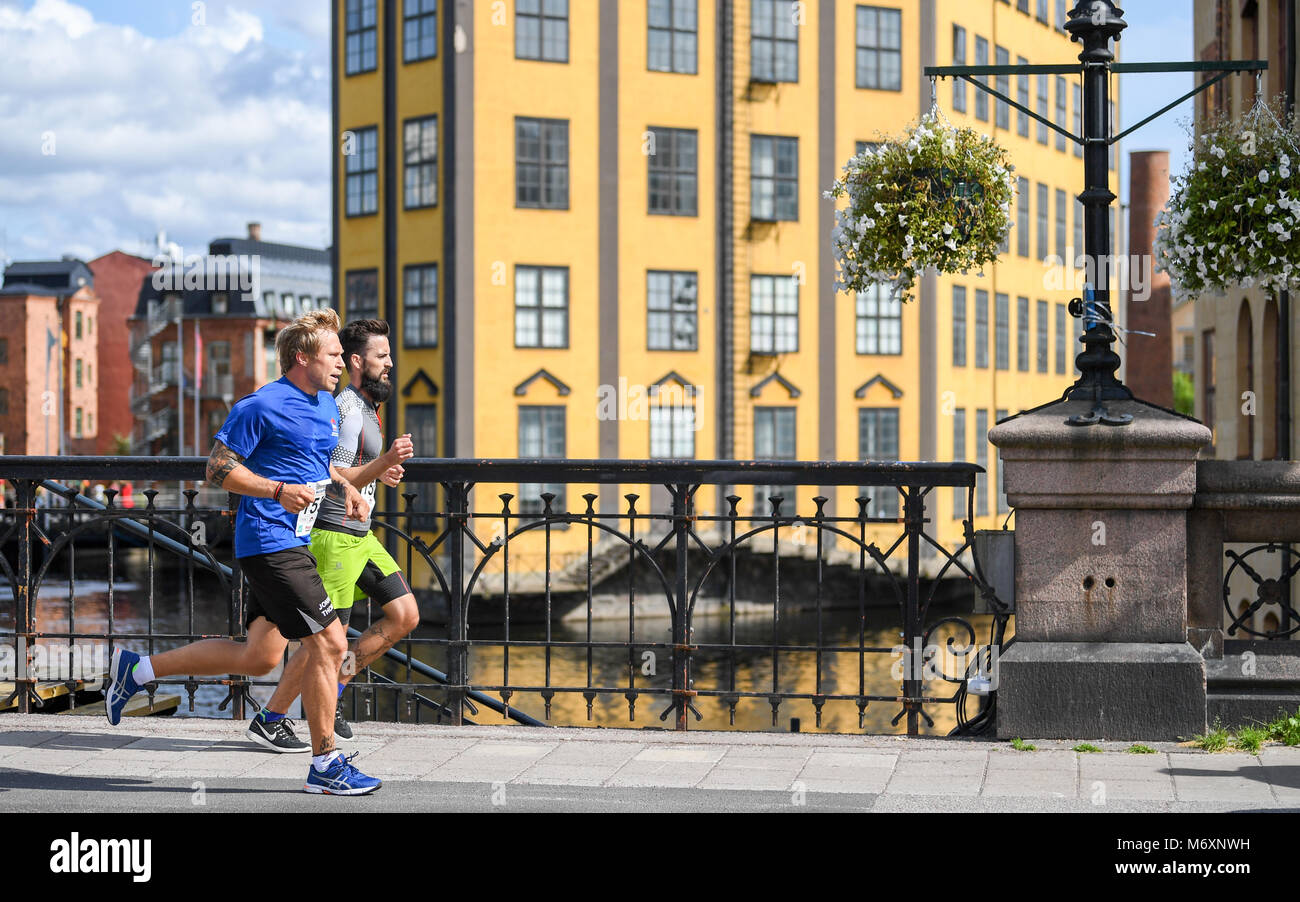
[240,546,339,641]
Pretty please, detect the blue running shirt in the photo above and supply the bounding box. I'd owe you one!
[214,377,341,558]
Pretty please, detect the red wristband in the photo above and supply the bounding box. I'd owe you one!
[274,482,285,502]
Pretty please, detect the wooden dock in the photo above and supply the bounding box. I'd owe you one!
[1,673,179,716]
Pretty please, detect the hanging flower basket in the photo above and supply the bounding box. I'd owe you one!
[1154,98,1300,297]
[826,112,1016,301]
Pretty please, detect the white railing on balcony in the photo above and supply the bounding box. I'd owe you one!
[142,409,173,442]
[151,361,179,391]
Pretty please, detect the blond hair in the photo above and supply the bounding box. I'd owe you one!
[276,308,342,375]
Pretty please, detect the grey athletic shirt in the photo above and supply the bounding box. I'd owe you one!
[316,384,383,536]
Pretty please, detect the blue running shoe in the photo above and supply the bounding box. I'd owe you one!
[105,648,143,726]
[303,753,382,796]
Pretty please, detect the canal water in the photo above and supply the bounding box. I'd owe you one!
[4,550,1013,735]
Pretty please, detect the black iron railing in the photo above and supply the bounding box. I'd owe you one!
[0,457,1011,735]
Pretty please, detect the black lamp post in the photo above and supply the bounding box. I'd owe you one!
[1063,1,1132,426]
[926,2,1266,427]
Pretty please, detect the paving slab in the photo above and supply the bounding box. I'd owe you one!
[606,760,718,788]
[1172,776,1278,803]
[0,730,63,753]
[534,741,644,766]
[0,749,101,771]
[701,767,802,789]
[633,746,727,764]
[1087,778,1177,802]
[513,763,620,786]
[721,745,814,761]
[805,750,897,768]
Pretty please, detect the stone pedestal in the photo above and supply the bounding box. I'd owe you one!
[989,399,1212,740]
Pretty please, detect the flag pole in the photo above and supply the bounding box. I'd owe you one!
[194,316,201,459]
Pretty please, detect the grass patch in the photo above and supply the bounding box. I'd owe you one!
[1073,743,1103,753]
[1010,737,1036,752]
[1191,708,1300,753]
[1193,724,1231,753]
[1233,725,1267,755]
[1127,744,1157,755]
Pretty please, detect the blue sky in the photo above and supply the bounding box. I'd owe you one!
[1117,1,1197,216]
[0,0,330,263]
[0,0,1196,265]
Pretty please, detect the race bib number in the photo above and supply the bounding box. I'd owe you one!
[361,481,377,514]
[295,480,331,537]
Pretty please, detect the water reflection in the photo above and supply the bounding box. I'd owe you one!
[356,603,1012,735]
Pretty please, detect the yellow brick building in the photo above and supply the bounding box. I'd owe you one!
[332,0,1118,576]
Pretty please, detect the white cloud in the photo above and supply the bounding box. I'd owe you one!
[14,0,95,38]
[0,0,329,265]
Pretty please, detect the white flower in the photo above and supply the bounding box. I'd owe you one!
[1261,169,1271,183]
[1223,165,1230,177]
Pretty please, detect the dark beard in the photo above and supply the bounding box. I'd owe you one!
[361,373,392,404]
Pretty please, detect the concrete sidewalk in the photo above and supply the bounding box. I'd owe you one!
[1,714,1298,812]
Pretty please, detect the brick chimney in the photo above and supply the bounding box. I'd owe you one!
[1125,151,1174,408]
[247,222,262,242]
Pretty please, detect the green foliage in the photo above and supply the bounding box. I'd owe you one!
[1187,709,1300,753]
[1127,744,1157,755]
[1156,97,1300,297]
[828,112,1016,302]
[1010,737,1036,752]
[1173,370,1195,417]
[1233,726,1267,755]
[1265,710,1300,746]
[1073,743,1103,753]
[1193,724,1231,752]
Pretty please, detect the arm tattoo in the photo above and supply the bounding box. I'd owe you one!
[206,440,245,488]
[330,466,355,497]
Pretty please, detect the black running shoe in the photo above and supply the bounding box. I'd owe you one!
[334,702,355,742]
[247,714,311,753]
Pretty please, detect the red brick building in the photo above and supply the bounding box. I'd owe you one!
[130,226,332,456]
[88,251,156,454]
[0,260,100,455]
